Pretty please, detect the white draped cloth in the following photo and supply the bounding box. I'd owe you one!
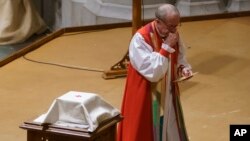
[34,91,120,132]
[0,0,46,45]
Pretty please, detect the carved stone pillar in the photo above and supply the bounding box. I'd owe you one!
[33,0,61,30]
[227,0,250,12]
[176,0,226,16]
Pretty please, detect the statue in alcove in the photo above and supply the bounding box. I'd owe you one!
[0,0,46,45]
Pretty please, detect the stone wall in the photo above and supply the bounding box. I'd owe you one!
[33,0,250,30]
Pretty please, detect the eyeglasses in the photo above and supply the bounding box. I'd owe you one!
[156,17,181,31]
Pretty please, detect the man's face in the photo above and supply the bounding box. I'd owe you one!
[156,14,180,38]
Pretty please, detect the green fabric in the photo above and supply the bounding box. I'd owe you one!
[152,91,161,141]
[153,99,160,125]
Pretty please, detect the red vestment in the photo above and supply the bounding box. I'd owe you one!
[117,21,188,141]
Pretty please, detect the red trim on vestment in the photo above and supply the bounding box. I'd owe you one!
[159,48,170,58]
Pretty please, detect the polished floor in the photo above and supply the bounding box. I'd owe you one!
[0,16,250,141]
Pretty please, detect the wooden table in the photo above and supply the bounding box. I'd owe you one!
[20,115,122,141]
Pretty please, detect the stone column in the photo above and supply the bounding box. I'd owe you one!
[32,0,62,30]
[227,0,250,12]
[176,0,226,16]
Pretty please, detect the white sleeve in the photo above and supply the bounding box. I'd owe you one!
[129,33,169,82]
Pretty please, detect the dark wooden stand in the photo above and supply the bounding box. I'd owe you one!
[102,0,142,79]
[20,115,122,141]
